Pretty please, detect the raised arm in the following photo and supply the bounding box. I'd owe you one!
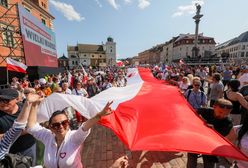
[26,94,43,129]
[0,99,33,159]
[16,101,32,123]
[82,101,113,131]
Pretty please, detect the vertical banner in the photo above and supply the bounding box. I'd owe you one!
[18,4,58,67]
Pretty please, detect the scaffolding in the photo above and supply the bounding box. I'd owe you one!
[0,3,25,65]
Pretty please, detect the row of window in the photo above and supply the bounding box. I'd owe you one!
[175,39,213,46]
[71,54,104,58]
[71,59,106,65]
[225,45,248,53]
[230,52,248,58]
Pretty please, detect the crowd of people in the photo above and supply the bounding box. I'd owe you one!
[152,63,248,168]
[0,66,128,168]
[1,63,248,167]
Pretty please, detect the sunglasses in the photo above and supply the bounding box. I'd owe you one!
[50,120,69,130]
[193,84,200,87]
[218,104,233,110]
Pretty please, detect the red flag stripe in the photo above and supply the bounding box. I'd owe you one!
[100,67,248,161]
[7,64,27,73]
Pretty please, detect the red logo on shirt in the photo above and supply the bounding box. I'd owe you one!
[60,152,66,159]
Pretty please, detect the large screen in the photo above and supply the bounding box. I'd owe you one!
[18,4,58,67]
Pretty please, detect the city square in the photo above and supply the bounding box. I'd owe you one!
[0,0,248,168]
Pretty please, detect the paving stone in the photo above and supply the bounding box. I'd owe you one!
[82,125,230,168]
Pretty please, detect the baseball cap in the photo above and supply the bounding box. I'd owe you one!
[39,78,47,85]
[0,88,19,100]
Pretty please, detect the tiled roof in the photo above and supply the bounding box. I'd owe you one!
[217,31,248,49]
[78,44,104,52]
[68,44,105,53]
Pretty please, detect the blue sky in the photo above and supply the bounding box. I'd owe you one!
[49,0,248,59]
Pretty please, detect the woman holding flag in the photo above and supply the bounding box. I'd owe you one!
[26,95,114,168]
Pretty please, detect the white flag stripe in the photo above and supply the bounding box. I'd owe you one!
[91,68,143,109]
[37,68,144,122]
[6,58,27,70]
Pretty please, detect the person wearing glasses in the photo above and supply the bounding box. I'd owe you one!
[0,89,37,165]
[187,98,236,168]
[0,92,40,161]
[27,96,113,168]
[184,77,207,110]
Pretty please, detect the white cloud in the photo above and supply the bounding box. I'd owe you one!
[172,0,205,17]
[124,0,132,4]
[106,0,119,10]
[138,0,150,9]
[95,0,103,8]
[50,0,84,21]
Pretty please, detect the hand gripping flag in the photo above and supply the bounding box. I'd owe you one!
[37,68,248,161]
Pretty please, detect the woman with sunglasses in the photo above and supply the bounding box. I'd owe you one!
[27,97,113,168]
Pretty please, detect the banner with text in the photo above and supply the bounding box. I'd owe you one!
[18,4,58,67]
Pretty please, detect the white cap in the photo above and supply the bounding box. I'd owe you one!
[39,78,46,85]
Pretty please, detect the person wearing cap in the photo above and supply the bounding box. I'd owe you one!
[187,98,236,168]
[0,93,41,161]
[36,78,52,97]
[0,88,37,165]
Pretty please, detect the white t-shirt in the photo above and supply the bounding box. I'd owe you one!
[27,123,90,168]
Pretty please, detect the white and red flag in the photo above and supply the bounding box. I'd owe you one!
[6,58,27,73]
[116,60,124,67]
[37,68,248,161]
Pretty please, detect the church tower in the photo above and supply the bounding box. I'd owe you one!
[104,37,116,66]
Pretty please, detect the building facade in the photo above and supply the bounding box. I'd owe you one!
[137,33,216,65]
[67,37,116,69]
[172,33,216,61]
[215,31,248,64]
[138,44,164,65]
[0,0,55,67]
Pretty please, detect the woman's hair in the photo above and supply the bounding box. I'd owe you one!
[49,110,68,124]
[228,79,240,92]
[238,112,248,147]
[213,73,221,81]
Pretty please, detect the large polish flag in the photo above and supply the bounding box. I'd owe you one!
[38,68,248,161]
[6,58,27,73]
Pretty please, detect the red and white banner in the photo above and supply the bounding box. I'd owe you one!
[38,68,248,161]
[6,58,27,73]
[18,4,58,67]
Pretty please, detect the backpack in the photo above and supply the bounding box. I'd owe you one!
[0,154,32,168]
[186,89,204,104]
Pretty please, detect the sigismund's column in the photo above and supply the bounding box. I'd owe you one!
[192,4,203,58]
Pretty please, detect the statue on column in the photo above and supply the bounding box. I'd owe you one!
[196,4,201,15]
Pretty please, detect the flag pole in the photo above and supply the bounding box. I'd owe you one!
[6,68,9,85]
